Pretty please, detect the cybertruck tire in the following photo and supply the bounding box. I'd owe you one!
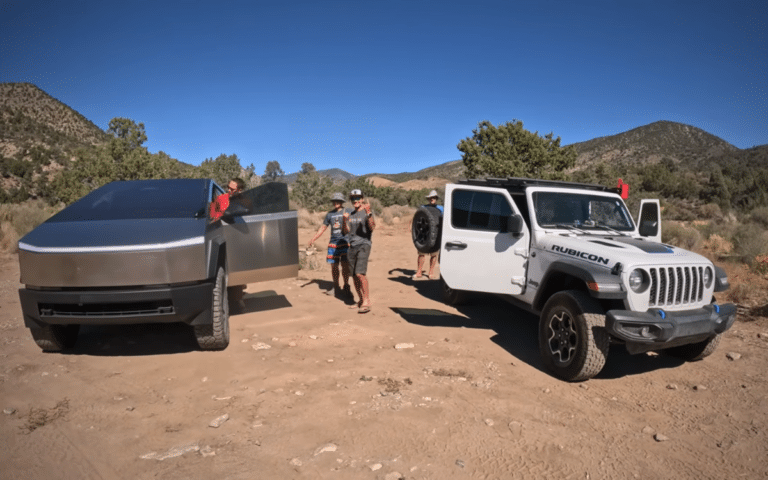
[194,266,230,350]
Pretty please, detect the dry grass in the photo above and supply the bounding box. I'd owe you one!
[297,208,324,229]
[0,199,61,253]
[378,205,416,226]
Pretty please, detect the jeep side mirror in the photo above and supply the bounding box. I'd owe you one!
[507,213,524,237]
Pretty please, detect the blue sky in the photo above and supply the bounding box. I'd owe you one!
[1,0,766,176]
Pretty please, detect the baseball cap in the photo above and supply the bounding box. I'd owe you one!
[349,189,363,198]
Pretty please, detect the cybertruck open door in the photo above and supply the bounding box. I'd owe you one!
[220,182,299,286]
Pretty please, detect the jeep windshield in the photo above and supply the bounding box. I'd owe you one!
[533,191,634,232]
[45,179,210,222]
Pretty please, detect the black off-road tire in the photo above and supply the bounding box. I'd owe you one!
[441,275,468,306]
[539,290,609,382]
[194,266,230,350]
[30,324,80,352]
[664,334,722,361]
[412,206,441,254]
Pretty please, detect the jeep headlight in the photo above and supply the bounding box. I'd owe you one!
[703,266,713,288]
[629,269,646,293]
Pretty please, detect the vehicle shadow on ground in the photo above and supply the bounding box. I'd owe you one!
[240,290,293,313]
[63,290,293,356]
[389,272,686,380]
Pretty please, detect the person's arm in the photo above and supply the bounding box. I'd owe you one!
[363,201,376,232]
[308,225,327,247]
[342,211,351,234]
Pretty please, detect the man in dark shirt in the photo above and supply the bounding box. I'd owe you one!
[308,192,353,298]
[342,189,375,313]
[413,190,443,279]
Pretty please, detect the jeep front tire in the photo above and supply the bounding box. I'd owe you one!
[539,290,609,381]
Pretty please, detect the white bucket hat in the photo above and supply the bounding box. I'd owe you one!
[426,190,439,199]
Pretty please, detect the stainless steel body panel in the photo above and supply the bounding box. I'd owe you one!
[224,211,299,286]
[19,243,207,288]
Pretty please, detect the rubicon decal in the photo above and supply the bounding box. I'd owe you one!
[551,245,610,265]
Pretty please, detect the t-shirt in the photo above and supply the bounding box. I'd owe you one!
[209,193,230,221]
[424,204,444,215]
[324,208,351,244]
[346,208,374,247]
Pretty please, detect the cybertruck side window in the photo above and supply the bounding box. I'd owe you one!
[451,189,512,232]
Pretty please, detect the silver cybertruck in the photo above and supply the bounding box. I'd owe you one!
[17,178,298,352]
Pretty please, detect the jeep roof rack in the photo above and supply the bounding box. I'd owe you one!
[458,177,620,194]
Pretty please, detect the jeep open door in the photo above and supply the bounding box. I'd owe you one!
[637,199,662,243]
[440,184,530,295]
[220,182,299,286]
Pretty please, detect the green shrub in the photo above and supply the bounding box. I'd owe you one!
[750,207,768,229]
[731,223,768,265]
[662,221,701,251]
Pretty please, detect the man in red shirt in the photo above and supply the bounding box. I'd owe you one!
[210,178,245,221]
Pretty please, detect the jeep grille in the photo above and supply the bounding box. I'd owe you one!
[648,266,705,307]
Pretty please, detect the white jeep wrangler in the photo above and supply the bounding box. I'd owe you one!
[411,177,736,381]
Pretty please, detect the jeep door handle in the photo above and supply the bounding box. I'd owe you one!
[445,241,467,250]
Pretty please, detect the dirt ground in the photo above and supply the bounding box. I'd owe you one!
[1,223,767,480]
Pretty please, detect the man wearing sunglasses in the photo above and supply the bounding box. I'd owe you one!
[342,189,375,313]
[210,178,245,221]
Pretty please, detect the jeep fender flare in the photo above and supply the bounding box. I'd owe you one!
[533,261,625,311]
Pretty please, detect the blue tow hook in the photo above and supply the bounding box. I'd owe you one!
[657,309,666,319]
[714,304,720,313]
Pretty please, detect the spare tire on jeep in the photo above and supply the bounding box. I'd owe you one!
[412,206,442,254]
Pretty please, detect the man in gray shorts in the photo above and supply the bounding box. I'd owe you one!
[342,189,375,313]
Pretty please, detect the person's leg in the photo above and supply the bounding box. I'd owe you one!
[331,263,340,288]
[358,273,370,311]
[341,261,352,297]
[347,245,363,307]
[355,244,372,311]
[413,254,425,278]
[428,253,438,278]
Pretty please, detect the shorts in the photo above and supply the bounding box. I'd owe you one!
[419,250,439,258]
[327,242,349,264]
[347,243,371,275]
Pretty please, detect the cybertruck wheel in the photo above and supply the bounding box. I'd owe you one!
[194,266,230,350]
[539,290,609,382]
[30,324,80,352]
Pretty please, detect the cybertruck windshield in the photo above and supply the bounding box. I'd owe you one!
[46,179,210,222]
[533,191,635,232]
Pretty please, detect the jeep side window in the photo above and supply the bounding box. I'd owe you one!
[451,190,512,232]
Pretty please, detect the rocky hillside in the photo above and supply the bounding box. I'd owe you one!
[0,83,108,154]
[570,120,741,169]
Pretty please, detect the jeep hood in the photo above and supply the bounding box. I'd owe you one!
[542,234,711,268]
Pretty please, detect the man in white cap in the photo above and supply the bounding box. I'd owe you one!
[308,192,353,298]
[342,189,375,313]
[413,189,443,279]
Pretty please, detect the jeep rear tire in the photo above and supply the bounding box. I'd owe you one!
[30,324,80,352]
[539,290,609,382]
[412,206,441,254]
[664,334,721,361]
[194,266,230,350]
[441,275,468,306]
